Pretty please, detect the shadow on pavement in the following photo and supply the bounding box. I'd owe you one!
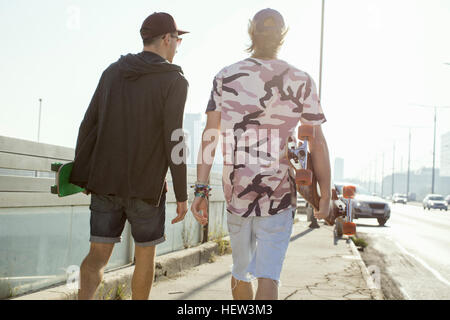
[290,228,315,242]
[174,271,231,300]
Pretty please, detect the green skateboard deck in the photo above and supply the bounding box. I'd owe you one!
[50,161,85,197]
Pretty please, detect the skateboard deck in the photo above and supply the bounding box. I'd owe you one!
[341,185,356,236]
[50,162,85,197]
[286,125,345,228]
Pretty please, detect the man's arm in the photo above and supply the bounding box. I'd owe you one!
[191,111,221,225]
[309,125,331,218]
[163,76,189,203]
[74,73,104,157]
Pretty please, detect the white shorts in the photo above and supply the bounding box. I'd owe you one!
[226,208,294,285]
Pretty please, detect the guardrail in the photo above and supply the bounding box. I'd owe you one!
[0,135,227,299]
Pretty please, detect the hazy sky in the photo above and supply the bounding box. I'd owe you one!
[0,0,449,180]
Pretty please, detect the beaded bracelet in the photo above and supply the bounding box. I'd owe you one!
[191,183,212,198]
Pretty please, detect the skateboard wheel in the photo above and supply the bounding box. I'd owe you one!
[51,185,58,194]
[51,163,63,172]
[343,185,356,199]
[295,169,313,186]
[343,222,356,235]
[332,188,338,200]
[298,125,315,140]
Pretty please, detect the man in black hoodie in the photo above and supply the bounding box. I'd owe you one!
[70,12,189,300]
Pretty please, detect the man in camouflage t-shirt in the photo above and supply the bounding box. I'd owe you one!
[191,8,331,300]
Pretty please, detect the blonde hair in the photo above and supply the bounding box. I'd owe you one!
[246,19,289,58]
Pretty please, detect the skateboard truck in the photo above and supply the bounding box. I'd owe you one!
[342,185,356,236]
[325,188,346,226]
[287,125,316,186]
[50,162,63,194]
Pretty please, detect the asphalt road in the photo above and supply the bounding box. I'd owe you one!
[354,202,450,300]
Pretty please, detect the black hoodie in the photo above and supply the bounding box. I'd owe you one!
[70,51,188,205]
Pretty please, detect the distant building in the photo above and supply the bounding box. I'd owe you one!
[440,131,450,177]
[334,158,344,182]
[382,167,450,200]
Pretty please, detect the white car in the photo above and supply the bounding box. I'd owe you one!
[423,194,448,211]
[334,183,391,226]
[392,193,407,204]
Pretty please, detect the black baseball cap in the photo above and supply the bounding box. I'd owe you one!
[140,12,189,40]
[252,8,285,34]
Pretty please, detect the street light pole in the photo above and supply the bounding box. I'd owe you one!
[409,104,450,194]
[318,0,325,100]
[308,0,325,229]
[381,152,384,197]
[432,107,437,194]
[393,124,429,199]
[407,128,411,198]
[37,98,42,142]
[392,142,395,197]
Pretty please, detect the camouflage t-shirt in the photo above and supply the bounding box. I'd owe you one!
[206,58,326,217]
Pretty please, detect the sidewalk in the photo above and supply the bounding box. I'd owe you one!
[13,214,382,300]
[150,215,382,300]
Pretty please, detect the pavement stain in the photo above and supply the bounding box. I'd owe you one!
[283,263,373,300]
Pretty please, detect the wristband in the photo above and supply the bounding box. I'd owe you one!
[191,184,212,198]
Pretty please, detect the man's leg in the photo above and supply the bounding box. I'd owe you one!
[231,276,253,300]
[78,242,115,300]
[131,244,156,300]
[252,208,294,300]
[227,213,256,300]
[255,278,278,300]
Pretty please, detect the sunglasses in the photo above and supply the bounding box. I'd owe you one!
[169,34,183,46]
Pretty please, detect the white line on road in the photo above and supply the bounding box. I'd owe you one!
[395,242,450,287]
[399,287,412,300]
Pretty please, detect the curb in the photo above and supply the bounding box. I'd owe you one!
[11,239,226,300]
[348,237,384,300]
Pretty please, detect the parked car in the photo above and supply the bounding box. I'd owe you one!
[334,183,391,226]
[422,194,448,211]
[392,193,408,204]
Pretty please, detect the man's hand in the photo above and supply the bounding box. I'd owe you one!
[172,200,188,224]
[191,197,208,226]
[314,197,331,220]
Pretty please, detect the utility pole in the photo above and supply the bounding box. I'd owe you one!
[392,142,395,197]
[407,129,411,199]
[308,0,326,230]
[381,152,384,197]
[393,124,428,199]
[409,104,450,194]
[318,0,325,100]
[37,98,42,142]
[374,155,378,195]
[432,107,436,193]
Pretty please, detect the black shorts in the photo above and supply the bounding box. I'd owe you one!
[89,192,166,247]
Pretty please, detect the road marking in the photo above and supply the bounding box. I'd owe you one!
[342,255,360,260]
[395,242,450,287]
[399,287,411,300]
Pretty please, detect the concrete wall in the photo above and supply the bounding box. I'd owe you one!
[0,135,227,299]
